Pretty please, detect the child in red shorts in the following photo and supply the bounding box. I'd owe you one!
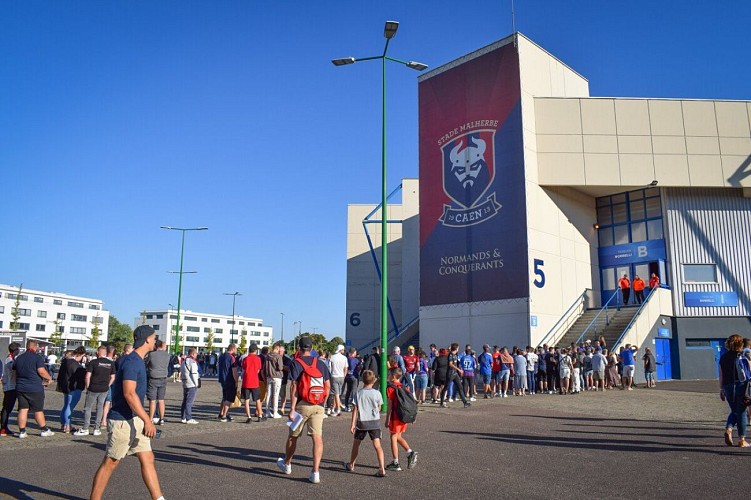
[385,368,417,470]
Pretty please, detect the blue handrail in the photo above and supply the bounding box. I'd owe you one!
[575,289,620,345]
[611,286,659,349]
[537,289,590,347]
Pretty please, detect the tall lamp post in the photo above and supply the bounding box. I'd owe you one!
[280,312,285,343]
[332,20,427,402]
[224,292,242,344]
[161,226,208,355]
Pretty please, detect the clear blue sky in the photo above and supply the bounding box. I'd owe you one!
[2,1,749,338]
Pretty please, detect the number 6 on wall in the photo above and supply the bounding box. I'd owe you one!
[533,259,545,288]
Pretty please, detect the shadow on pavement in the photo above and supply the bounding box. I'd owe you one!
[441,430,742,457]
[510,414,719,427]
[0,477,84,500]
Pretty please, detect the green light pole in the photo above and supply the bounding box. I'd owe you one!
[224,291,242,344]
[161,226,208,355]
[332,20,428,404]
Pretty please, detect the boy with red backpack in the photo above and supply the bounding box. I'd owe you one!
[276,336,330,484]
[385,367,418,471]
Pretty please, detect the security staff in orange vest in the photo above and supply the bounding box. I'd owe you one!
[618,274,631,305]
[649,273,660,289]
[633,275,647,304]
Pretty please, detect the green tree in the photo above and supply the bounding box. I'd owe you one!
[89,315,101,349]
[10,283,23,331]
[326,336,346,354]
[49,319,63,349]
[205,329,215,353]
[237,330,248,355]
[107,315,133,354]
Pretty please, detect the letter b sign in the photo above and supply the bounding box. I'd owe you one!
[637,245,648,258]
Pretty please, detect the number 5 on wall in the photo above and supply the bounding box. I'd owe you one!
[533,259,545,288]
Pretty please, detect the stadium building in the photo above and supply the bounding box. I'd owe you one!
[346,33,751,381]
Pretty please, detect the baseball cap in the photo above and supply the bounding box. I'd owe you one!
[299,336,313,350]
[336,344,345,353]
[408,345,415,350]
[133,325,155,349]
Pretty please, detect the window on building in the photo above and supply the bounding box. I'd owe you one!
[37,310,47,318]
[685,339,711,348]
[53,299,63,305]
[596,188,663,248]
[0,321,3,328]
[57,325,64,333]
[16,322,30,330]
[170,315,178,320]
[34,297,43,303]
[201,318,207,322]
[187,326,200,332]
[211,319,220,323]
[204,327,210,333]
[92,316,103,324]
[156,314,163,319]
[89,304,101,310]
[70,327,86,335]
[214,338,223,344]
[0,306,4,313]
[239,321,245,325]
[682,264,718,284]
[230,329,238,336]
[215,328,223,334]
[12,308,31,317]
[146,314,154,319]
[185,316,197,321]
[71,314,87,322]
[186,336,200,342]
[68,301,84,308]
[57,312,66,320]
[248,322,256,326]
[36,324,45,332]
[7,293,29,301]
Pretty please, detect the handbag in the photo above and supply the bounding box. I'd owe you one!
[230,389,242,409]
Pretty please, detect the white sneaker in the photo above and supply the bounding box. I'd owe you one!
[271,413,282,419]
[186,419,199,424]
[309,471,320,484]
[41,429,55,437]
[18,431,28,439]
[502,393,508,398]
[450,398,455,402]
[470,397,477,402]
[181,419,187,424]
[276,457,291,475]
[152,417,160,424]
[74,428,90,436]
[93,429,102,436]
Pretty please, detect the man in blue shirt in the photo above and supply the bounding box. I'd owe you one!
[478,344,493,398]
[90,325,164,500]
[217,343,239,422]
[13,339,54,438]
[619,344,639,391]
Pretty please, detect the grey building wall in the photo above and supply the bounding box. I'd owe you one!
[673,316,751,380]
[663,187,751,316]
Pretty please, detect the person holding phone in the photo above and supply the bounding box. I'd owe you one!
[90,325,165,500]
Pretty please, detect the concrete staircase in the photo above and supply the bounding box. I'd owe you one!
[552,306,640,348]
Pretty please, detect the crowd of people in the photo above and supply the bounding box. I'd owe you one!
[2,327,749,495]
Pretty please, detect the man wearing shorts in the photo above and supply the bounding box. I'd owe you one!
[620,344,639,390]
[478,345,493,398]
[145,340,171,425]
[218,344,239,422]
[276,336,330,484]
[13,340,54,438]
[241,343,264,423]
[90,325,164,500]
[591,348,607,391]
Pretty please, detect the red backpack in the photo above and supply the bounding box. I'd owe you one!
[297,357,326,405]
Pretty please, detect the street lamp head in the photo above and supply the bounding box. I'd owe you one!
[384,20,399,39]
[406,61,428,71]
[332,57,356,66]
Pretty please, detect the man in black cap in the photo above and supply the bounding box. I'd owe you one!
[276,336,330,484]
[90,325,164,500]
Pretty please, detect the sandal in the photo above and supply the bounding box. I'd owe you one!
[343,462,354,472]
[375,471,386,477]
[724,429,734,447]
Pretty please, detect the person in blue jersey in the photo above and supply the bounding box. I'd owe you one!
[619,344,639,390]
[477,345,493,398]
[90,325,164,500]
[415,350,430,404]
[460,346,477,402]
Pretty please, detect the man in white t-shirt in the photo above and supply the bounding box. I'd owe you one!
[525,347,538,395]
[328,345,349,416]
[45,353,58,381]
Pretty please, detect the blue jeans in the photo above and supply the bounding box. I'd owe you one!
[61,389,82,427]
[527,371,536,392]
[724,382,748,438]
[181,387,198,421]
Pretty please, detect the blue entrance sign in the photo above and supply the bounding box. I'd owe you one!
[657,327,670,338]
[684,291,739,307]
[530,315,538,327]
[598,240,667,267]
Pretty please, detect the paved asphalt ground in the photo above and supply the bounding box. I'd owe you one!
[0,378,747,499]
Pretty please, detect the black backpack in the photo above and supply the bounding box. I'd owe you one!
[388,383,418,424]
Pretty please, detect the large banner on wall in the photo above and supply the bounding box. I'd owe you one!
[419,40,528,306]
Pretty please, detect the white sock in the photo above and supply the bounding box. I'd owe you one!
[407,449,413,454]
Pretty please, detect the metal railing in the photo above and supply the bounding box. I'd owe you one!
[536,289,591,347]
[357,314,420,352]
[611,286,659,350]
[574,289,621,345]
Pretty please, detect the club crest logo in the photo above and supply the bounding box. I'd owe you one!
[439,130,502,227]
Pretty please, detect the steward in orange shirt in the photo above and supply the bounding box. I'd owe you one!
[633,276,646,304]
[618,275,631,305]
